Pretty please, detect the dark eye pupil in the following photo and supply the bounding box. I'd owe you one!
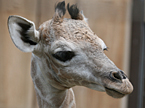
[52,51,75,62]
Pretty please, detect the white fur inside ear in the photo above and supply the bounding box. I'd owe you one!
[8,15,39,52]
[80,10,88,23]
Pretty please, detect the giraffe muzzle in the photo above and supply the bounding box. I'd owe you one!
[102,71,133,98]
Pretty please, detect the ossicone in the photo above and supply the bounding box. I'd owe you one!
[53,1,66,22]
[67,3,88,22]
[67,3,83,20]
[53,1,88,23]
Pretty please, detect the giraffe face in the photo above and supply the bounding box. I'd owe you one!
[8,1,133,98]
[35,18,133,98]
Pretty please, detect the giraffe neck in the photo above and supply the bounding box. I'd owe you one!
[31,54,76,108]
[35,85,75,108]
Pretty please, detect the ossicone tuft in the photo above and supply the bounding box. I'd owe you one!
[55,1,66,18]
[67,3,83,20]
[53,1,88,23]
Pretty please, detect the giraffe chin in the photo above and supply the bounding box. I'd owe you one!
[105,87,125,98]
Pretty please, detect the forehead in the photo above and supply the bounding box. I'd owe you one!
[39,18,106,49]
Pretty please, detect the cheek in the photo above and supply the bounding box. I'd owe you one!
[57,65,90,85]
[69,65,92,80]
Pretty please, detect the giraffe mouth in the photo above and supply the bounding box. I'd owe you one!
[105,87,125,98]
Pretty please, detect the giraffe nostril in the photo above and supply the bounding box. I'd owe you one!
[112,72,122,81]
[109,71,126,82]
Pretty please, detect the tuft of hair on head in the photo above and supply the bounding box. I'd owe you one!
[67,3,85,20]
[53,1,66,22]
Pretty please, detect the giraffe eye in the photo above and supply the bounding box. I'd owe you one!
[52,51,75,62]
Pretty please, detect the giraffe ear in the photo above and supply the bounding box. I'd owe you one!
[8,15,39,52]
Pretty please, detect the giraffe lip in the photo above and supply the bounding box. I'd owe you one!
[105,87,125,98]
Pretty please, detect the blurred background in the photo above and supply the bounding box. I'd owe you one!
[0,0,144,108]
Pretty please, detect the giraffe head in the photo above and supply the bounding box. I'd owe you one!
[8,1,133,98]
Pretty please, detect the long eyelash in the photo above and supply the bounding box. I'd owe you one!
[103,47,109,51]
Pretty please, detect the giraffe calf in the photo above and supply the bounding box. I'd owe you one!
[8,1,133,108]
